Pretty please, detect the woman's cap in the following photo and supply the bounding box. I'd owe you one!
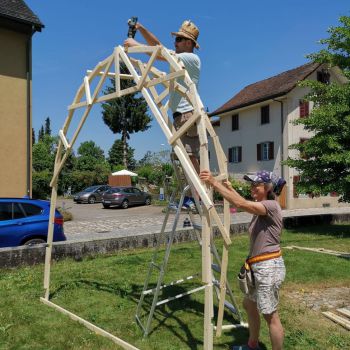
[244,170,286,195]
[171,20,200,48]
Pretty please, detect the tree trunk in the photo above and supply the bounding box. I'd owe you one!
[122,131,128,168]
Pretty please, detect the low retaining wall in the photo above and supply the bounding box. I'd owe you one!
[1,213,349,268]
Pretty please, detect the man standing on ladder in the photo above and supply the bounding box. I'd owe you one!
[124,20,201,178]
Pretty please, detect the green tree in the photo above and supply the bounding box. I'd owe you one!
[101,67,152,168]
[76,140,108,172]
[32,135,56,172]
[285,16,350,202]
[108,139,136,170]
[38,125,45,142]
[44,117,51,136]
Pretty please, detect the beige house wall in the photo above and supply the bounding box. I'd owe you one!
[0,28,30,197]
[210,65,347,209]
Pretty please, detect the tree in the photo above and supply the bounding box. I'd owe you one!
[32,128,35,145]
[108,139,136,170]
[285,16,350,202]
[76,140,108,172]
[38,125,45,142]
[32,135,56,172]
[101,65,152,168]
[44,117,51,136]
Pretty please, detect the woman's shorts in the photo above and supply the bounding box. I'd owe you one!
[247,256,286,315]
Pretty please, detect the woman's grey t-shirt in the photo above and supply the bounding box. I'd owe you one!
[248,200,282,257]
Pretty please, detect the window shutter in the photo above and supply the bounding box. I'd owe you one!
[231,114,239,131]
[257,144,261,161]
[293,175,300,198]
[268,142,274,160]
[228,148,233,163]
[238,146,242,162]
[300,101,309,118]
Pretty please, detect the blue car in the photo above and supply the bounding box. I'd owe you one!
[0,198,66,248]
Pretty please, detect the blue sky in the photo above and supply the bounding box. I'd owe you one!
[27,0,349,160]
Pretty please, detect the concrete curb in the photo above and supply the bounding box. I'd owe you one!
[1,213,349,268]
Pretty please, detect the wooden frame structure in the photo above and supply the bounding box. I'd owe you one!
[41,44,235,350]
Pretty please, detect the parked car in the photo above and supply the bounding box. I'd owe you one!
[102,187,152,209]
[0,198,66,248]
[73,185,111,204]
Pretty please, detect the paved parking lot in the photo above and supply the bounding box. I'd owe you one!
[57,198,350,242]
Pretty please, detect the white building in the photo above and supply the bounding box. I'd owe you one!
[209,62,347,209]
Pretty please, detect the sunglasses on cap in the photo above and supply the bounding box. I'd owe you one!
[175,36,189,43]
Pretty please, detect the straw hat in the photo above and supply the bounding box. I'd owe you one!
[171,20,200,49]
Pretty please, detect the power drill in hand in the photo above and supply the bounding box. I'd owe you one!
[127,16,138,38]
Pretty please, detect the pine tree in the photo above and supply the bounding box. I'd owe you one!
[285,16,350,202]
[101,64,152,168]
[44,117,51,136]
[108,139,136,170]
[38,125,45,142]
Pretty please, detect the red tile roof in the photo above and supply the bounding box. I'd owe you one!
[210,62,320,116]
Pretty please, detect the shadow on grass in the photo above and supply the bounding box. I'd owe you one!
[284,221,350,238]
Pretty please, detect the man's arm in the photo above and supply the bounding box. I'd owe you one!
[136,23,161,46]
[124,22,166,61]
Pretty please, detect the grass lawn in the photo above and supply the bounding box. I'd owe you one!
[0,224,349,349]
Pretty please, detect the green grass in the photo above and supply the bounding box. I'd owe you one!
[0,224,349,349]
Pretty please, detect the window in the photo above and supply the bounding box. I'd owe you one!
[0,203,12,221]
[231,114,239,131]
[261,105,270,124]
[299,100,309,118]
[317,70,330,84]
[228,146,242,163]
[21,203,43,217]
[132,188,141,194]
[13,203,25,219]
[257,142,274,161]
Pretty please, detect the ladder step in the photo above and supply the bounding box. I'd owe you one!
[156,285,206,306]
[212,263,221,273]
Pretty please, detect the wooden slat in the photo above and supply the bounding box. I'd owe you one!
[322,311,350,330]
[168,112,200,145]
[337,308,350,318]
[40,298,140,350]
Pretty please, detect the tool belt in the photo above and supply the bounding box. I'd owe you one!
[247,250,282,265]
[237,250,282,295]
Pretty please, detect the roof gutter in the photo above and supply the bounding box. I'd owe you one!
[26,25,35,197]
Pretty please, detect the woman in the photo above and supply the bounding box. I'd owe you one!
[199,169,286,350]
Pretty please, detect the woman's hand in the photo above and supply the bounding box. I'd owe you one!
[199,170,216,186]
[223,180,233,190]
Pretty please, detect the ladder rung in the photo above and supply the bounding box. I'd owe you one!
[143,274,199,295]
[156,285,206,306]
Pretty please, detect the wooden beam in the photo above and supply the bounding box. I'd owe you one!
[58,130,70,150]
[84,76,92,105]
[322,311,350,330]
[168,112,200,145]
[144,70,186,89]
[40,298,140,350]
[284,246,350,259]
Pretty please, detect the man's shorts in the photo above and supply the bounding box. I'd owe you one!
[173,110,200,158]
[247,257,286,315]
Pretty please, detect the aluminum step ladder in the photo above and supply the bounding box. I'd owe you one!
[135,159,243,336]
